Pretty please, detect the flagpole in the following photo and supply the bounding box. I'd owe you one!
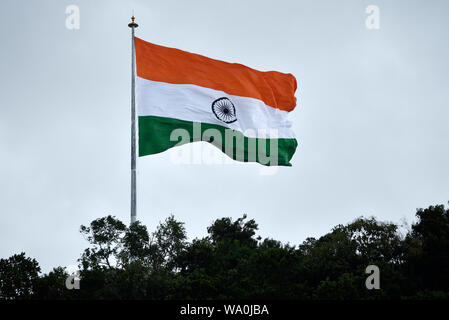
[128,16,138,224]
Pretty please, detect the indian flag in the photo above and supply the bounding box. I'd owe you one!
[135,37,298,166]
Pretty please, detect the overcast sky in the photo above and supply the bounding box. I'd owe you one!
[1,0,448,272]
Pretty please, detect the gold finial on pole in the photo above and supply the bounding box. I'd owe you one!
[128,15,138,28]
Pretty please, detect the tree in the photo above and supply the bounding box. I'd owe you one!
[405,204,449,291]
[151,215,187,271]
[3,202,449,300]
[34,267,70,299]
[0,253,40,299]
[79,215,127,270]
[297,217,405,298]
[121,221,151,266]
[207,214,260,247]
[314,273,361,300]
[74,215,187,299]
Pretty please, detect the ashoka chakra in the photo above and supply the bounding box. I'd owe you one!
[211,97,237,123]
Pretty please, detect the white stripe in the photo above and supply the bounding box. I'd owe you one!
[137,77,295,139]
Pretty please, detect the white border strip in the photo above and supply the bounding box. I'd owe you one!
[137,77,296,139]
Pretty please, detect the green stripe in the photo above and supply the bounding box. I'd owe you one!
[138,116,297,166]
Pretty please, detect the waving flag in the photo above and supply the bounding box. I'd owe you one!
[135,37,298,166]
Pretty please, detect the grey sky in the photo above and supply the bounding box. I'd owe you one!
[1,0,448,272]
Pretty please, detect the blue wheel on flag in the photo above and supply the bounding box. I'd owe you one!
[212,97,237,123]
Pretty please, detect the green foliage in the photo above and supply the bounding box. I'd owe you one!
[207,214,259,246]
[314,273,362,300]
[79,215,127,270]
[406,205,449,291]
[152,215,187,271]
[121,221,151,265]
[0,252,40,299]
[34,267,69,299]
[1,203,449,300]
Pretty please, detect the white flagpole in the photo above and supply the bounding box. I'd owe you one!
[128,16,138,224]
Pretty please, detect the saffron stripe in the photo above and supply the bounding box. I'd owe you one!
[135,37,298,112]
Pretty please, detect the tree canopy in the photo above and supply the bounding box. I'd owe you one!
[1,203,449,300]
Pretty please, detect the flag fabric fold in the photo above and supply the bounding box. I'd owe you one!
[135,37,298,166]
